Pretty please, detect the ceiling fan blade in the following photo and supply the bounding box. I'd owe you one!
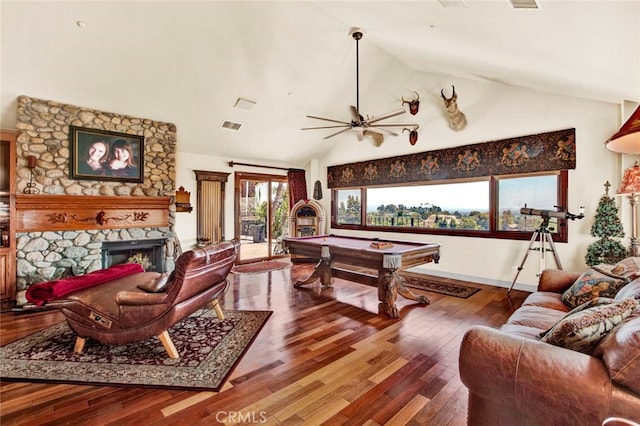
[301,124,351,130]
[367,109,406,124]
[324,127,352,139]
[349,106,362,125]
[367,127,399,137]
[306,115,351,125]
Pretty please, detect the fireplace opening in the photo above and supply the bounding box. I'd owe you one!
[102,239,167,273]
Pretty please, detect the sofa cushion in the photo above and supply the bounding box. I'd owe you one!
[540,298,638,354]
[505,304,567,331]
[499,323,548,340]
[594,314,640,394]
[562,268,628,308]
[522,291,572,311]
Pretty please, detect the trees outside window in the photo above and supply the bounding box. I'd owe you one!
[332,171,569,242]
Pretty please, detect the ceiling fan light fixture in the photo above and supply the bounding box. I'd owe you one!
[302,28,418,145]
[364,130,384,147]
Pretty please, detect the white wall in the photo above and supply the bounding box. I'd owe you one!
[315,72,624,292]
[174,70,627,292]
[173,153,289,250]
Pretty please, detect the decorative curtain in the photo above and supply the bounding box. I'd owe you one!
[328,128,576,188]
[287,169,307,208]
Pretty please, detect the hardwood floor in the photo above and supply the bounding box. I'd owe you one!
[0,264,529,425]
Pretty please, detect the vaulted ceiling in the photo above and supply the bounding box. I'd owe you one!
[1,1,638,166]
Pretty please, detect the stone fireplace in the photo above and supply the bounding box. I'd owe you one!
[13,95,178,302]
[102,238,167,272]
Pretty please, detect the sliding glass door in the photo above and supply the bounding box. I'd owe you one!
[234,172,289,263]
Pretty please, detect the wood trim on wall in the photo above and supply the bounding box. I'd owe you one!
[1,129,17,307]
[194,170,230,244]
[16,195,170,232]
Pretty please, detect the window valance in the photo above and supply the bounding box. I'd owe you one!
[327,128,575,188]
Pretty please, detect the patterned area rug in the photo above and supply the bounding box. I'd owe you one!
[331,263,481,299]
[0,309,271,391]
[399,271,481,299]
[232,260,291,274]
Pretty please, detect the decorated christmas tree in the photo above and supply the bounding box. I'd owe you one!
[585,181,628,266]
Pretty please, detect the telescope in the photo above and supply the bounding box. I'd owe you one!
[520,206,585,221]
[508,205,585,295]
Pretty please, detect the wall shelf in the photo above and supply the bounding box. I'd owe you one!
[15,195,170,232]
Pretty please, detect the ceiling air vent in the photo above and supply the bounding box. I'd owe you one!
[220,120,242,131]
[509,0,540,9]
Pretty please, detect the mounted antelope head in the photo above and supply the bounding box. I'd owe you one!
[401,91,420,115]
[441,85,467,131]
[403,126,419,145]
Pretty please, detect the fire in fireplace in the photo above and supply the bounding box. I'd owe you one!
[101,239,167,273]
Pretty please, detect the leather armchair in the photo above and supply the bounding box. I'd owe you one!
[34,240,238,358]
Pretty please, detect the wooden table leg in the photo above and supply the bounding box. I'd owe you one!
[394,272,430,305]
[377,270,430,318]
[378,272,399,318]
[295,258,333,288]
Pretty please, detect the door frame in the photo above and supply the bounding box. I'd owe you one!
[233,171,289,264]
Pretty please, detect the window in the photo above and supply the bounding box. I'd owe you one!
[331,171,568,242]
[335,189,362,225]
[497,174,561,233]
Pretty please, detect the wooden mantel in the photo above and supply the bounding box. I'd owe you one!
[15,195,170,232]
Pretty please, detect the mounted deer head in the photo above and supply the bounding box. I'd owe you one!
[441,85,467,131]
[401,91,420,115]
[403,126,419,146]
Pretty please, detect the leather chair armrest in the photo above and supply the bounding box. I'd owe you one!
[537,269,582,293]
[460,325,613,424]
[115,290,169,305]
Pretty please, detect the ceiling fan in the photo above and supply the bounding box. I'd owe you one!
[302,29,419,145]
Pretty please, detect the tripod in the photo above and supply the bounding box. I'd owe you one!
[508,220,562,294]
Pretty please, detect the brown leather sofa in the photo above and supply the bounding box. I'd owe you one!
[459,268,640,425]
[27,240,238,358]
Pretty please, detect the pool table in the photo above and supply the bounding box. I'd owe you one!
[283,234,441,318]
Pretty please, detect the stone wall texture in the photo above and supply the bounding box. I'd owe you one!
[14,96,178,297]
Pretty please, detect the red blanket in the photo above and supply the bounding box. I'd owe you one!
[26,263,144,306]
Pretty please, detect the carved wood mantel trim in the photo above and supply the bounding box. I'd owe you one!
[15,195,170,232]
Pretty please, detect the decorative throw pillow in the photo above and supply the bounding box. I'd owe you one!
[616,279,640,301]
[540,297,638,354]
[539,297,615,338]
[592,263,617,276]
[562,268,628,308]
[610,257,640,280]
